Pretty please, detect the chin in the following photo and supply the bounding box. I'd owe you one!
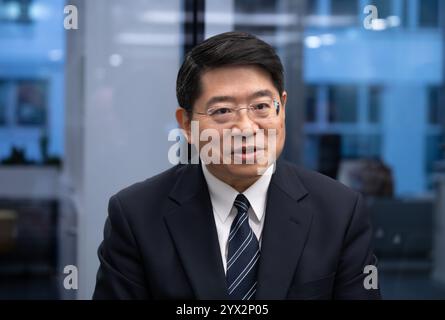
[225,163,268,178]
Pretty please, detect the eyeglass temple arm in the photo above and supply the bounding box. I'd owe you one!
[274,99,280,115]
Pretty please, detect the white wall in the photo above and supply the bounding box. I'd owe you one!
[64,0,181,299]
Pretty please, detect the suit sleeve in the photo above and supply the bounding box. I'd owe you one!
[93,195,151,300]
[333,193,381,300]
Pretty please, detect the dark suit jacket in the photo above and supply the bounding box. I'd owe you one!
[93,159,381,300]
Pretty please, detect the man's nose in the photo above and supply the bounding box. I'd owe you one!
[233,109,259,132]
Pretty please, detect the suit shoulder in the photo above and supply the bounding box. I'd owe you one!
[280,160,362,229]
[281,160,359,203]
[113,164,185,203]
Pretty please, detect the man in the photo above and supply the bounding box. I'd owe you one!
[93,31,380,300]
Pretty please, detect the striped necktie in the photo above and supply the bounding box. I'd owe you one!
[226,194,260,300]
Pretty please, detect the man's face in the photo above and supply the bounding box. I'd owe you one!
[181,65,286,182]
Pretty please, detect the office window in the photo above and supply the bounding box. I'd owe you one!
[369,0,392,19]
[428,87,441,125]
[342,134,381,158]
[305,85,317,123]
[0,0,33,24]
[400,0,408,28]
[331,0,358,16]
[419,0,439,28]
[426,134,444,180]
[0,81,7,125]
[234,0,279,35]
[235,0,277,13]
[328,85,357,123]
[369,86,382,123]
[306,0,318,15]
[15,80,47,126]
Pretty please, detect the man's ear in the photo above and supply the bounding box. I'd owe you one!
[280,91,287,119]
[175,107,192,143]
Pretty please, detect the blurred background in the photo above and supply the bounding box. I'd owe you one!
[0,0,444,299]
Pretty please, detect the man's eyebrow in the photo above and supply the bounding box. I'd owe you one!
[248,89,274,100]
[205,96,236,109]
[205,90,275,109]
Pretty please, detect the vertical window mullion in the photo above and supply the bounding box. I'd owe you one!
[182,0,206,57]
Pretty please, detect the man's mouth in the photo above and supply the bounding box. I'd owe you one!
[232,146,265,162]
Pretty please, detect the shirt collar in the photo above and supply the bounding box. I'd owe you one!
[201,162,274,223]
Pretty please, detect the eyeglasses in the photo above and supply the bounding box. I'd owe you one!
[194,98,280,124]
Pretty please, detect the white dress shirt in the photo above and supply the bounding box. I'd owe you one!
[201,162,274,274]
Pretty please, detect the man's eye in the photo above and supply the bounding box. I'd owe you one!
[253,103,270,110]
[210,108,232,115]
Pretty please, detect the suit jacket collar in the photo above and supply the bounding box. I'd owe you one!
[165,159,313,299]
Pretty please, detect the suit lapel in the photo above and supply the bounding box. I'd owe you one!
[164,164,228,299]
[255,160,314,299]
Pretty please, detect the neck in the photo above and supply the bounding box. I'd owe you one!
[206,165,261,193]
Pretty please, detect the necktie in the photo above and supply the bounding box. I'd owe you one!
[226,194,260,300]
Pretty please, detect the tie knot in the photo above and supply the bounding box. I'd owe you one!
[234,194,250,213]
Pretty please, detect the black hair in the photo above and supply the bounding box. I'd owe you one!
[176,31,284,112]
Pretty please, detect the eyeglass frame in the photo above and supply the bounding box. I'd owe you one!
[191,98,281,123]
